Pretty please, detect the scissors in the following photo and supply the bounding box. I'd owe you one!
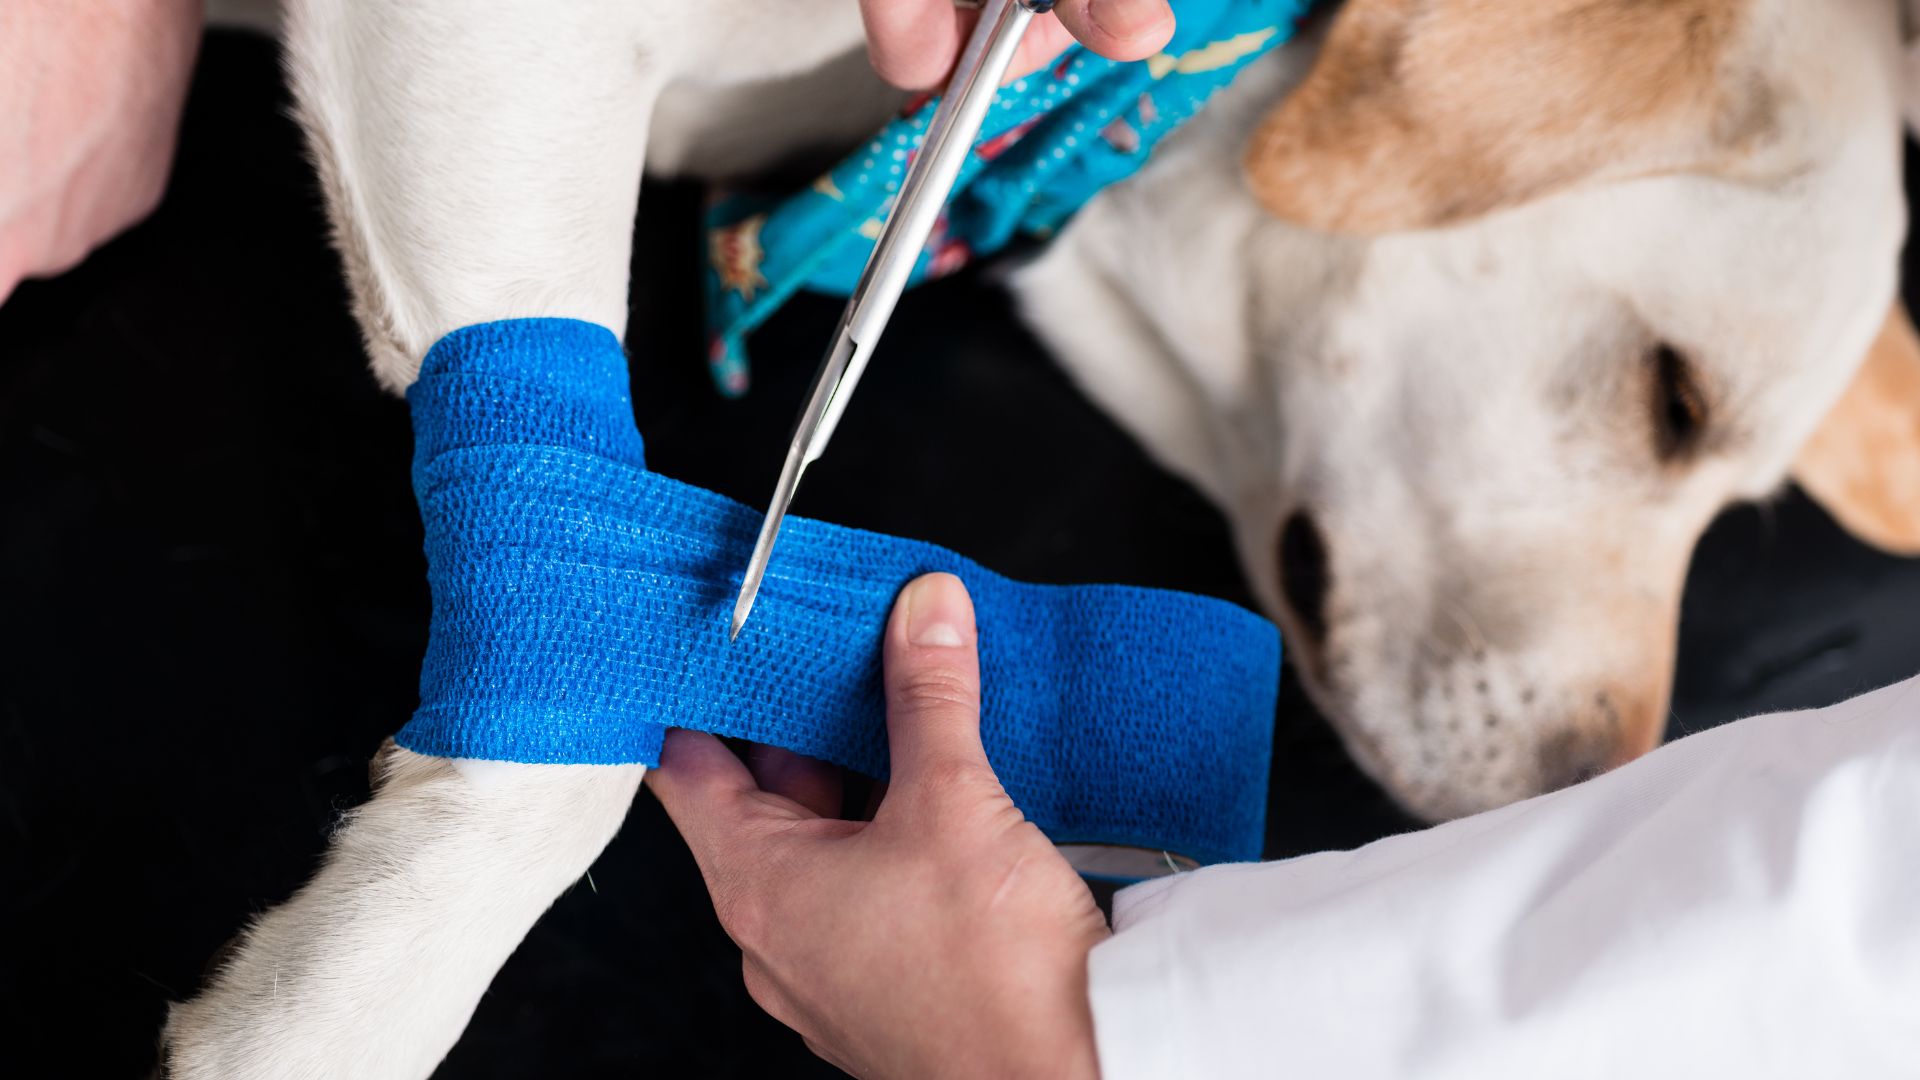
[730,0,1057,640]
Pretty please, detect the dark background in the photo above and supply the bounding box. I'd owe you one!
[4,31,1918,1078]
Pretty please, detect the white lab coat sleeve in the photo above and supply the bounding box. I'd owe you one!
[1089,674,1920,1080]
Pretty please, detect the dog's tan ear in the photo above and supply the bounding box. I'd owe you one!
[1245,0,1763,232]
[1793,304,1920,556]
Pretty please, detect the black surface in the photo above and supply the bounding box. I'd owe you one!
[4,32,1919,1078]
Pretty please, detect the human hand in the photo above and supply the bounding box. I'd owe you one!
[858,0,1175,89]
[0,0,201,304]
[649,572,1109,1079]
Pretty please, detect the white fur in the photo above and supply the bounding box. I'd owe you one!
[166,751,641,1079]
[168,3,872,1075]
[282,0,873,390]
[165,0,1918,1074]
[1021,0,1909,817]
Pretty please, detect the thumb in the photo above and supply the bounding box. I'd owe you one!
[882,573,993,790]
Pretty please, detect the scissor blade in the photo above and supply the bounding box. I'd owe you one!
[729,491,787,642]
[730,330,861,640]
[729,0,1038,640]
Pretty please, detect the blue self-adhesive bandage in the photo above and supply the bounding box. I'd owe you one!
[395,319,1279,864]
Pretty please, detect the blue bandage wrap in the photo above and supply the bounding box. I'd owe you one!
[395,319,1279,863]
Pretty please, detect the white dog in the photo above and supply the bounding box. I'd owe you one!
[164,0,1920,1075]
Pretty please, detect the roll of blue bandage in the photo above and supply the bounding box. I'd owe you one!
[395,319,1279,864]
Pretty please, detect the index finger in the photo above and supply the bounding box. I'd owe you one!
[646,730,765,860]
[859,0,966,89]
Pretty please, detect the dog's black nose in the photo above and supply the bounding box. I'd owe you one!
[1537,730,1613,794]
[1278,511,1330,644]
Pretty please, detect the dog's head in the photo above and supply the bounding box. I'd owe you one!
[1021,0,1920,819]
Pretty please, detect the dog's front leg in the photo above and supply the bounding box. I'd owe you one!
[163,2,669,1076]
[285,0,664,389]
[164,749,643,1079]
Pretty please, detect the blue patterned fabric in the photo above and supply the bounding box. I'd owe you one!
[704,0,1311,394]
[396,319,1280,863]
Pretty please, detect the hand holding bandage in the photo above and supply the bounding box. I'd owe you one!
[651,573,1106,1080]
[399,319,1280,865]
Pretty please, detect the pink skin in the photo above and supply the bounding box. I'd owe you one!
[0,0,202,303]
[649,573,1106,1079]
[859,0,1175,89]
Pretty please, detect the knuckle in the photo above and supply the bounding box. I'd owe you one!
[894,667,980,714]
[916,757,989,795]
[903,759,1009,822]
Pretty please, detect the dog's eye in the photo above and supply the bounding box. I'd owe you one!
[1650,344,1707,458]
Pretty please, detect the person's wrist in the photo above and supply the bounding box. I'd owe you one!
[983,916,1103,1078]
[1042,973,1102,1080]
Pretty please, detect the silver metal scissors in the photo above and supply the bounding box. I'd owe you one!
[730,0,1057,640]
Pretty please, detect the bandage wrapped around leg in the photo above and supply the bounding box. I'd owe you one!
[396,319,1279,864]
